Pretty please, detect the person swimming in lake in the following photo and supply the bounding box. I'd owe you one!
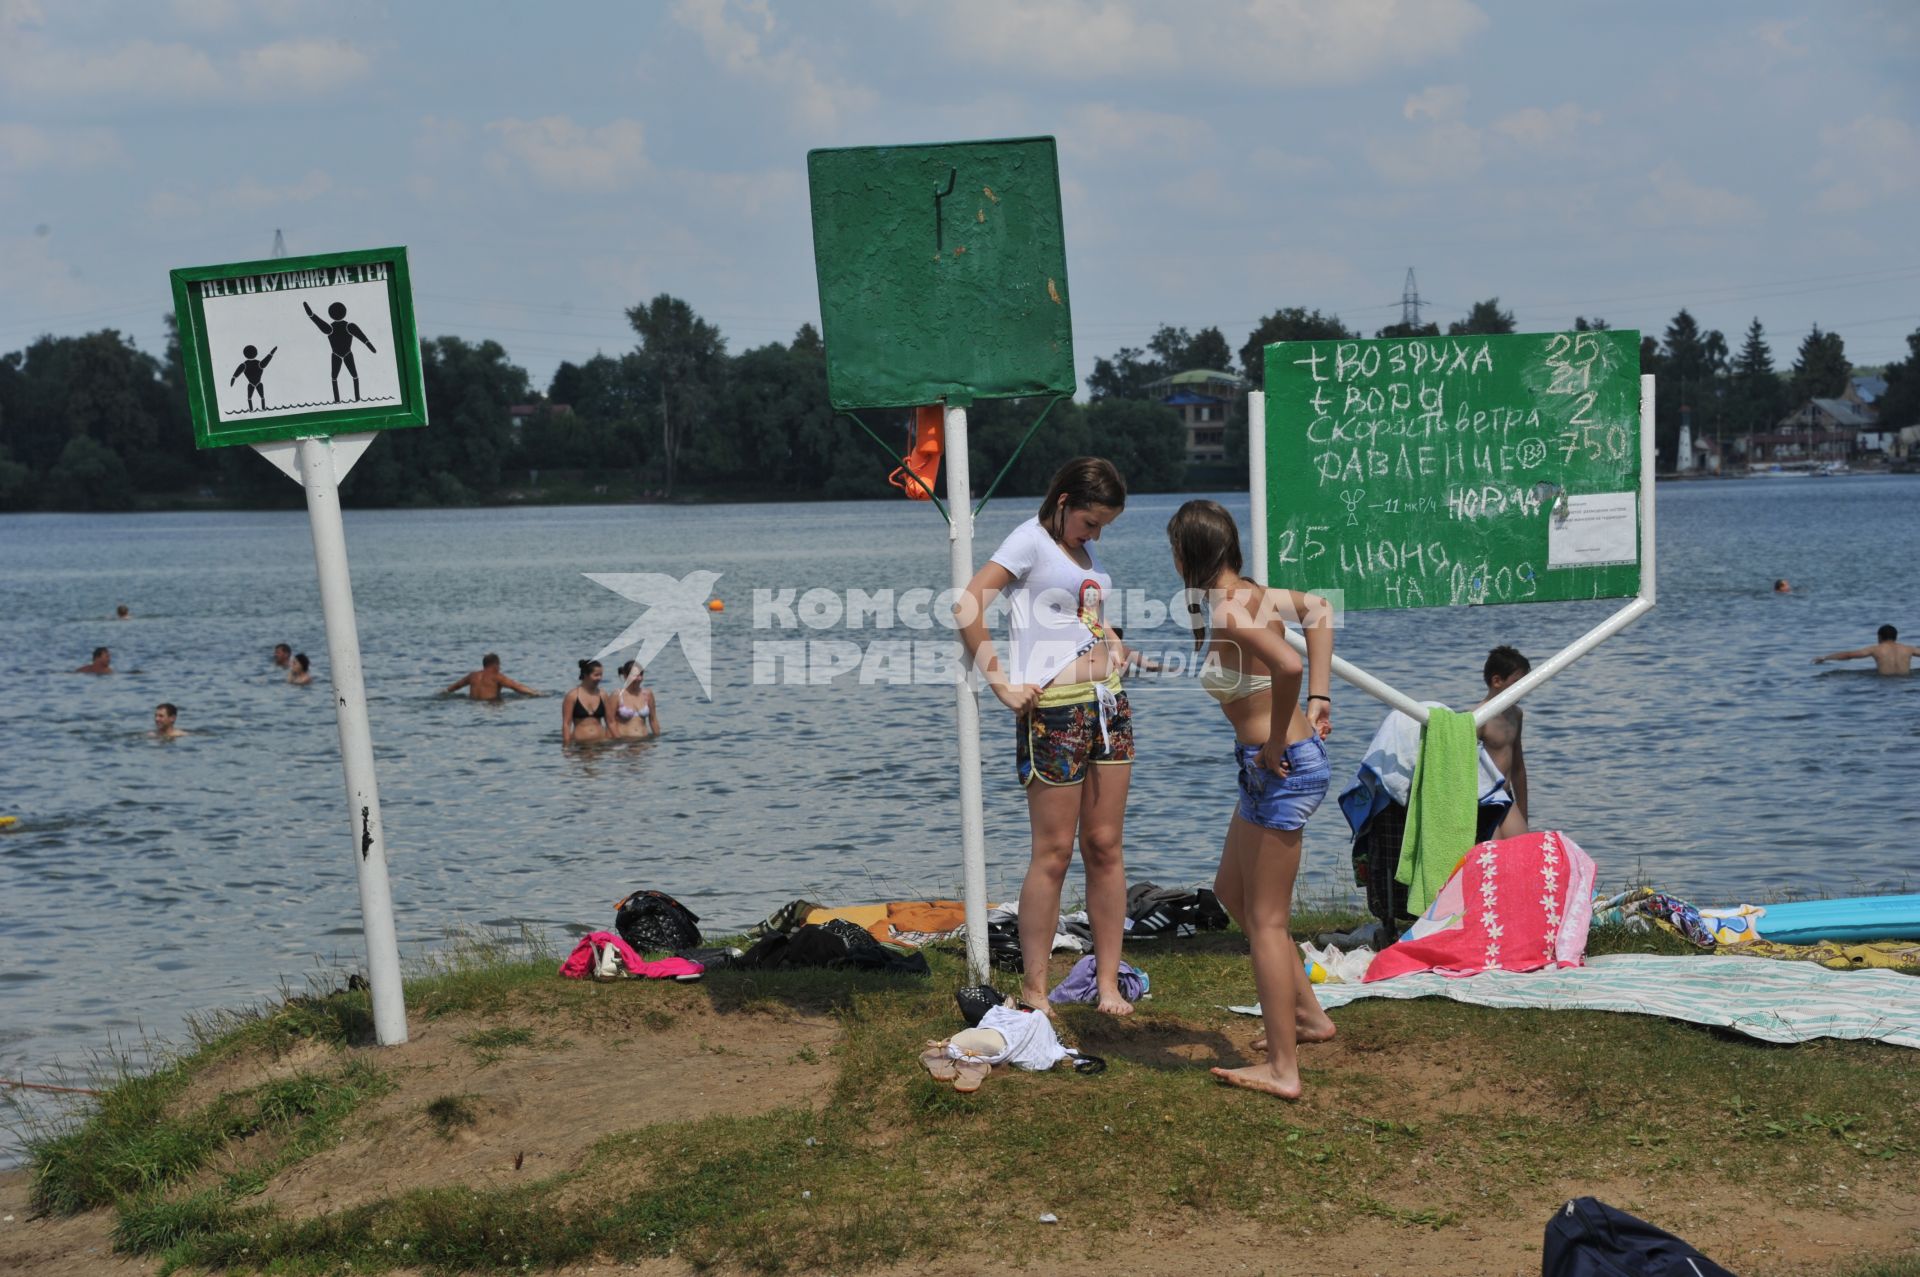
[611,661,660,738]
[1167,499,1336,1101]
[288,653,312,685]
[561,659,613,746]
[444,653,542,700]
[1813,625,1917,676]
[272,643,292,671]
[76,647,112,675]
[115,604,131,620]
[152,703,186,739]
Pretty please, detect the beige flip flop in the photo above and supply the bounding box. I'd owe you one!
[919,1043,957,1082]
[953,1058,990,1093]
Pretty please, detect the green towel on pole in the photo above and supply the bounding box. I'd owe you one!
[1396,706,1479,915]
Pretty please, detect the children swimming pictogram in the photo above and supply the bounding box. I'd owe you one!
[304,300,378,402]
[229,344,277,410]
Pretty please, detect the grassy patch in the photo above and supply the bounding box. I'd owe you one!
[424,1094,480,1135]
[30,919,1920,1275]
[30,1057,387,1217]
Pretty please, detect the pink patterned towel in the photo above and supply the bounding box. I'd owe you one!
[1364,830,1596,982]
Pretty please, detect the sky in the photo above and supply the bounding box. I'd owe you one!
[2,0,1916,395]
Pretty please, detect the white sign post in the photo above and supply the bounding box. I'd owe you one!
[171,248,428,1046]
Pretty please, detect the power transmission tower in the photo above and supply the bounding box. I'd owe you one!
[271,228,288,259]
[1400,268,1423,329]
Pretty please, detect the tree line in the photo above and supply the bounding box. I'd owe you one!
[2,295,1916,512]
[1089,299,1920,472]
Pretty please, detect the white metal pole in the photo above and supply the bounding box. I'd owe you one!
[945,405,991,983]
[1248,390,1268,585]
[297,435,408,1046]
[1639,373,1658,608]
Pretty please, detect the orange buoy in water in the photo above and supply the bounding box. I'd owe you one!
[708,599,724,612]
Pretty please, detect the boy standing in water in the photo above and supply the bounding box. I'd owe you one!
[1474,645,1531,838]
[1814,625,1917,675]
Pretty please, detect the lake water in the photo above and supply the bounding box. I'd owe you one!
[3,478,1917,1156]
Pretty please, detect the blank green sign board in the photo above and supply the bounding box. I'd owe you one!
[808,137,1073,410]
[170,246,427,449]
[1264,329,1642,611]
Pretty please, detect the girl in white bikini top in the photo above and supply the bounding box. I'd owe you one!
[613,661,657,737]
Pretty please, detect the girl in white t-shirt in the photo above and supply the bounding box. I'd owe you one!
[958,457,1137,1015]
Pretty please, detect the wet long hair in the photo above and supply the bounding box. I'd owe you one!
[1166,499,1244,652]
[1037,457,1126,539]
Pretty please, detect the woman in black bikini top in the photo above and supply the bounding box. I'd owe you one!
[562,659,612,747]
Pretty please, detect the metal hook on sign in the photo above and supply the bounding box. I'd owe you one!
[933,167,956,252]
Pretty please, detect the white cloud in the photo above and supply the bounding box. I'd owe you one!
[1246,145,1325,179]
[910,0,1487,86]
[1813,114,1920,213]
[670,0,874,131]
[0,122,121,171]
[1753,18,1806,57]
[1366,121,1483,184]
[1404,84,1468,122]
[1633,163,1761,227]
[147,169,332,218]
[235,38,369,94]
[486,116,650,191]
[168,0,304,27]
[0,24,367,99]
[1062,103,1210,163]
[1491,103,1601,149]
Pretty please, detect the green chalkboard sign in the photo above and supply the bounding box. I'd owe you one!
[807,137,1073,410]
[1264,329,1642,611]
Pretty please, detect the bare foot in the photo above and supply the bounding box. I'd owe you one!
[1019,987,1057,1017]
[1096,989,1135,1016]
[1251,1018,1336,1055]
[1211,1062,1302,1100]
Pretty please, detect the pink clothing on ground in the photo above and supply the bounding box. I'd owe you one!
[1364,830,1596,982]
[558,931,704,980]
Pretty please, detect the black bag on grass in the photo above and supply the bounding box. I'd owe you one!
[1542,1197,1738,1277]
[615,889,702,954]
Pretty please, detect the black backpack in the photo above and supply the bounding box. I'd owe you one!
[614,889,702,954]
[1542,1198,1738,1277]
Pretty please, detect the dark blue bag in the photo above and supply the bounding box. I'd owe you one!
[1542,1197,1738,1277]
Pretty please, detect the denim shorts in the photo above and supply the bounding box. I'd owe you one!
[1234,736,1330,831]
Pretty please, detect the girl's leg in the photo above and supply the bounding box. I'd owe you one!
[1018,780,1082,1008]
[1212,815,1308,1099]
[1222,815,1334,1052]
[1079,761,1133,1015]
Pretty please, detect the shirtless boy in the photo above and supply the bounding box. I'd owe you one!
[76,646,112,674]
[444,653,542,700]
[1474,645,1531,838]
[1813,625,1917,676]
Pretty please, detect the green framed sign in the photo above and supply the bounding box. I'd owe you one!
[1263,329,1642,611]
[170,246,427,449]
[808,136,1074,410]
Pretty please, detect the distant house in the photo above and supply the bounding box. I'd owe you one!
[1842,374,1886,416]
[1752,398,1875,461]
[1144,368,1246,464]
